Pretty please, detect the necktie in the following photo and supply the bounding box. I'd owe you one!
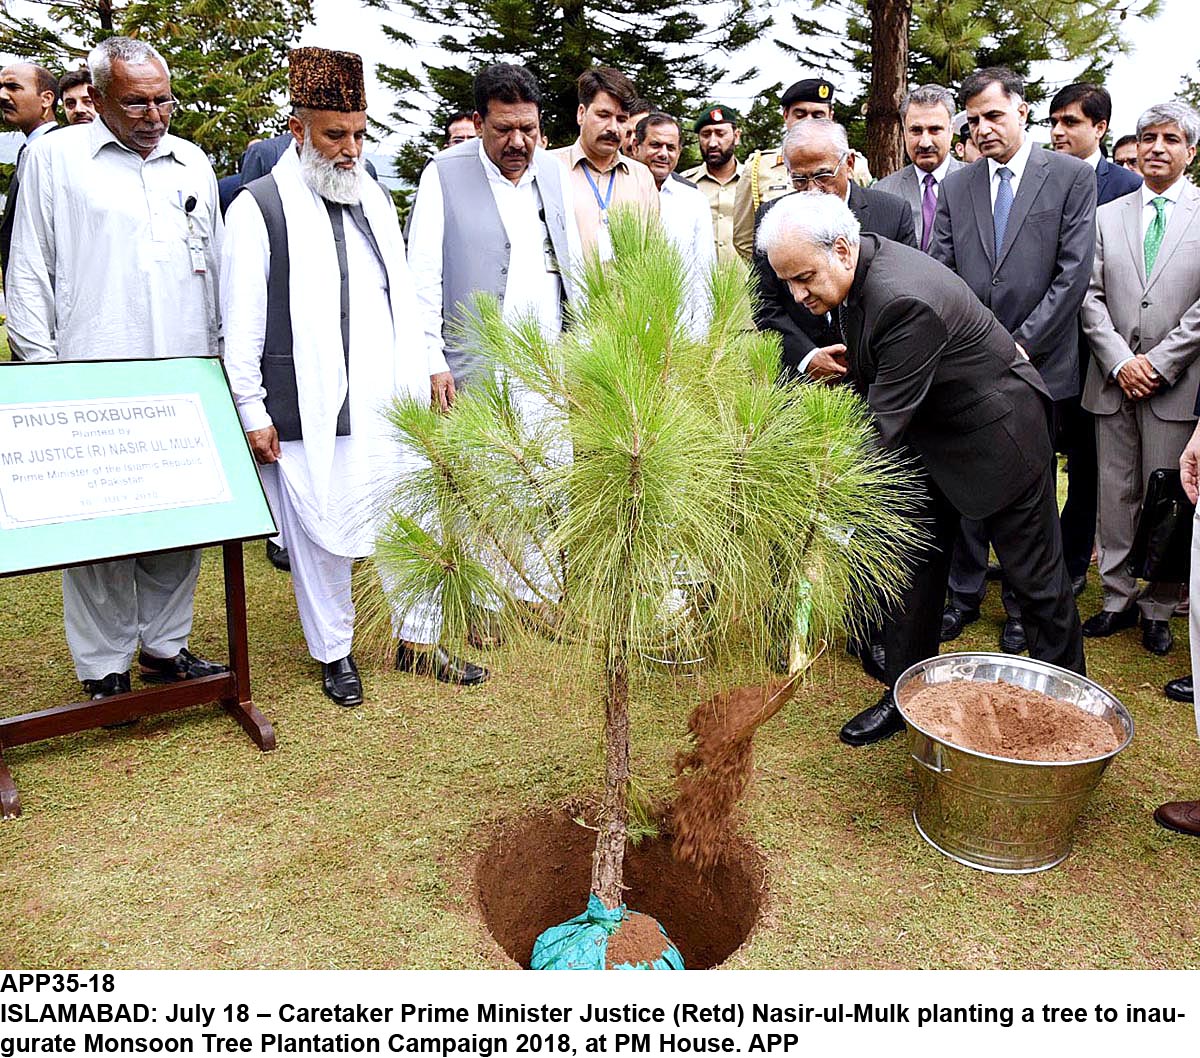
[1144,196,1167,277]
[920,171,937,251]
[993,166,1013,259]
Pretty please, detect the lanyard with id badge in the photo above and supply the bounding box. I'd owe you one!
[179,190,206,274]
[582,163,616,261]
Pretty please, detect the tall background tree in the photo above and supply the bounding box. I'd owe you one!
[775,0,1162,176]
[0,0,314,172]
[363,0,767,183]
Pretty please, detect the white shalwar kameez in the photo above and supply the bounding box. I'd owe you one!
[6,119,222,680]
[222,147,438,662]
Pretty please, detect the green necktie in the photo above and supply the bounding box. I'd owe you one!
[1144,196,1167,276]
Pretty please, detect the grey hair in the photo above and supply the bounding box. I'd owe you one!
[756,191,861,260]
[88,37,170,95]
[900,84,956,124]
[1136,101,1200,148]
[781,117,850,160]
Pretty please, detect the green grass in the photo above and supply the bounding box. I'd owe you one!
[0,538,1197,970]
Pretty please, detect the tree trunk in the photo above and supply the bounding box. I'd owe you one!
[98,0,115,32]
[865,0,911,179]
[591,655,630,909]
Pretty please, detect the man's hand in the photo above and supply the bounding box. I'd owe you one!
[1181,421,1200,505]
[247,425,280,465]
[431,371,456,413]
[1117,355,1162,401]
[804,344,849,383]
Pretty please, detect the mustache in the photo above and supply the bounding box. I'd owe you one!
[598,132,620,143]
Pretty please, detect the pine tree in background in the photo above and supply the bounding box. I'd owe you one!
[773,0,1162,177]
[363,0,767,183]
[0,0,314,174]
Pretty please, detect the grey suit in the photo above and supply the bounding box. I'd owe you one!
[930,143,1097,620]
[929,146,1096,399]
[873,157,964,251]
[1081,181,1200,619]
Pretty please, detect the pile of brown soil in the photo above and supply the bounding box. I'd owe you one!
[672,678,798,870]
[605,911,671,968]
[902,679,1122,761]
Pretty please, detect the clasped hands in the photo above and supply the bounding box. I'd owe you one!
[1116,355,1162,402]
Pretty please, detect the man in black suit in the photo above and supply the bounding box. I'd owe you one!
[1049,82,1142,599]
[930,67,1096,655]
[758,193,1085,745]
[750,119,915,385]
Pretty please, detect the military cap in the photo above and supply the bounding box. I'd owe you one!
[952,110,970,136]
[693,104,740,132]
[289,47,367,112]
[781,78,835,109]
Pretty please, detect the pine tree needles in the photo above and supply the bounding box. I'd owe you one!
[369,206,924,905]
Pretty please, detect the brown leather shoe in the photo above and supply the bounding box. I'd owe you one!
[1154,800,1200,837]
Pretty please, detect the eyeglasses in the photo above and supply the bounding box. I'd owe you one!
[789,151,847,191]
[115,97,180,119]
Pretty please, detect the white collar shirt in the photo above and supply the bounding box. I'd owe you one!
[406,142,583,365]
[659,174,716,335]
[1083,149,1102,170]
[1140,173,1189,240]
[987,134,1035,209]
[5,118,222,362]
[914,154,952,197]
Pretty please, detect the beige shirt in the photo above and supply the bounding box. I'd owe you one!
[551,139,658,256]
[681,159,742,265]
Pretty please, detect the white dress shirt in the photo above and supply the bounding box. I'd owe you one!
[6,119,222,362]
[407,142,582,364]
[1083,149,1102,171]
[1140,174,1189,240]
[987,135,1035,209]
[659,174,716,335]
[913,154,952,198]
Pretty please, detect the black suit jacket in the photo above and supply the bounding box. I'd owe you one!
[751,183,916,375]
[842,234,1053,520]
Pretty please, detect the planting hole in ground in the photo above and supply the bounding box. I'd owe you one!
[475,808,766,969]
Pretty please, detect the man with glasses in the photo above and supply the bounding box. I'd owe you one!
[749,119,914,385]
[6,37,226,702]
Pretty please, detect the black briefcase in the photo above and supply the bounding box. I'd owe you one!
[1126,468,1195,582]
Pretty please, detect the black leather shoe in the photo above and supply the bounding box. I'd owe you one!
[839,690,905,746]
[1081,607,1138,637]
[266,540,291,572]
[1164,675,1194,703]
[321,655,363,706]
[940,606,980,642]
[1141,618,1174,656]
[1071,573,1087,597]
[846,637,888,684]
[999,618,1027,654]
[396,643,489,686]
[139,647,228,684]
[83,671,131,699]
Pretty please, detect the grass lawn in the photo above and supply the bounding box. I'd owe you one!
[0,536,1197,970]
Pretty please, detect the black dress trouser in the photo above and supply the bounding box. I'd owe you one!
[885,462,1086,686]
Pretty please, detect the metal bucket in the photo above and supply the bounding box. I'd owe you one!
[893,653,1134,874]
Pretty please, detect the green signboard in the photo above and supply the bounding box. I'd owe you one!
[0,357,276,576]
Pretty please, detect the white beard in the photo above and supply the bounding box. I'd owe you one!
[299,135,364,205]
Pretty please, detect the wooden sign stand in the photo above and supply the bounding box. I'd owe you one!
[0,541,274,819]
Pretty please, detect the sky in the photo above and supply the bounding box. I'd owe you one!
[2,0,1197,159]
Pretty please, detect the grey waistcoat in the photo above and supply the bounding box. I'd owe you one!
[242,174,387,442]
[432,142,573,387]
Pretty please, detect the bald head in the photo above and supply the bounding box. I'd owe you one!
[0,62,58,135]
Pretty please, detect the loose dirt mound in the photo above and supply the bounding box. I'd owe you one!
[605,911,671,968]
[902,679,1122,761]
[672,679,798,870]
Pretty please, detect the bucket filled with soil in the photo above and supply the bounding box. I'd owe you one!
[893,653,1133,873]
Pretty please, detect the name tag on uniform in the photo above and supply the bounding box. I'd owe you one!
[596,210,614,262]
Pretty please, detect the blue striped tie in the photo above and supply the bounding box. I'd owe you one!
[993,166,1013,259]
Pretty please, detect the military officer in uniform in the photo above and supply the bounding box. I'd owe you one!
[732,77,871,260]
